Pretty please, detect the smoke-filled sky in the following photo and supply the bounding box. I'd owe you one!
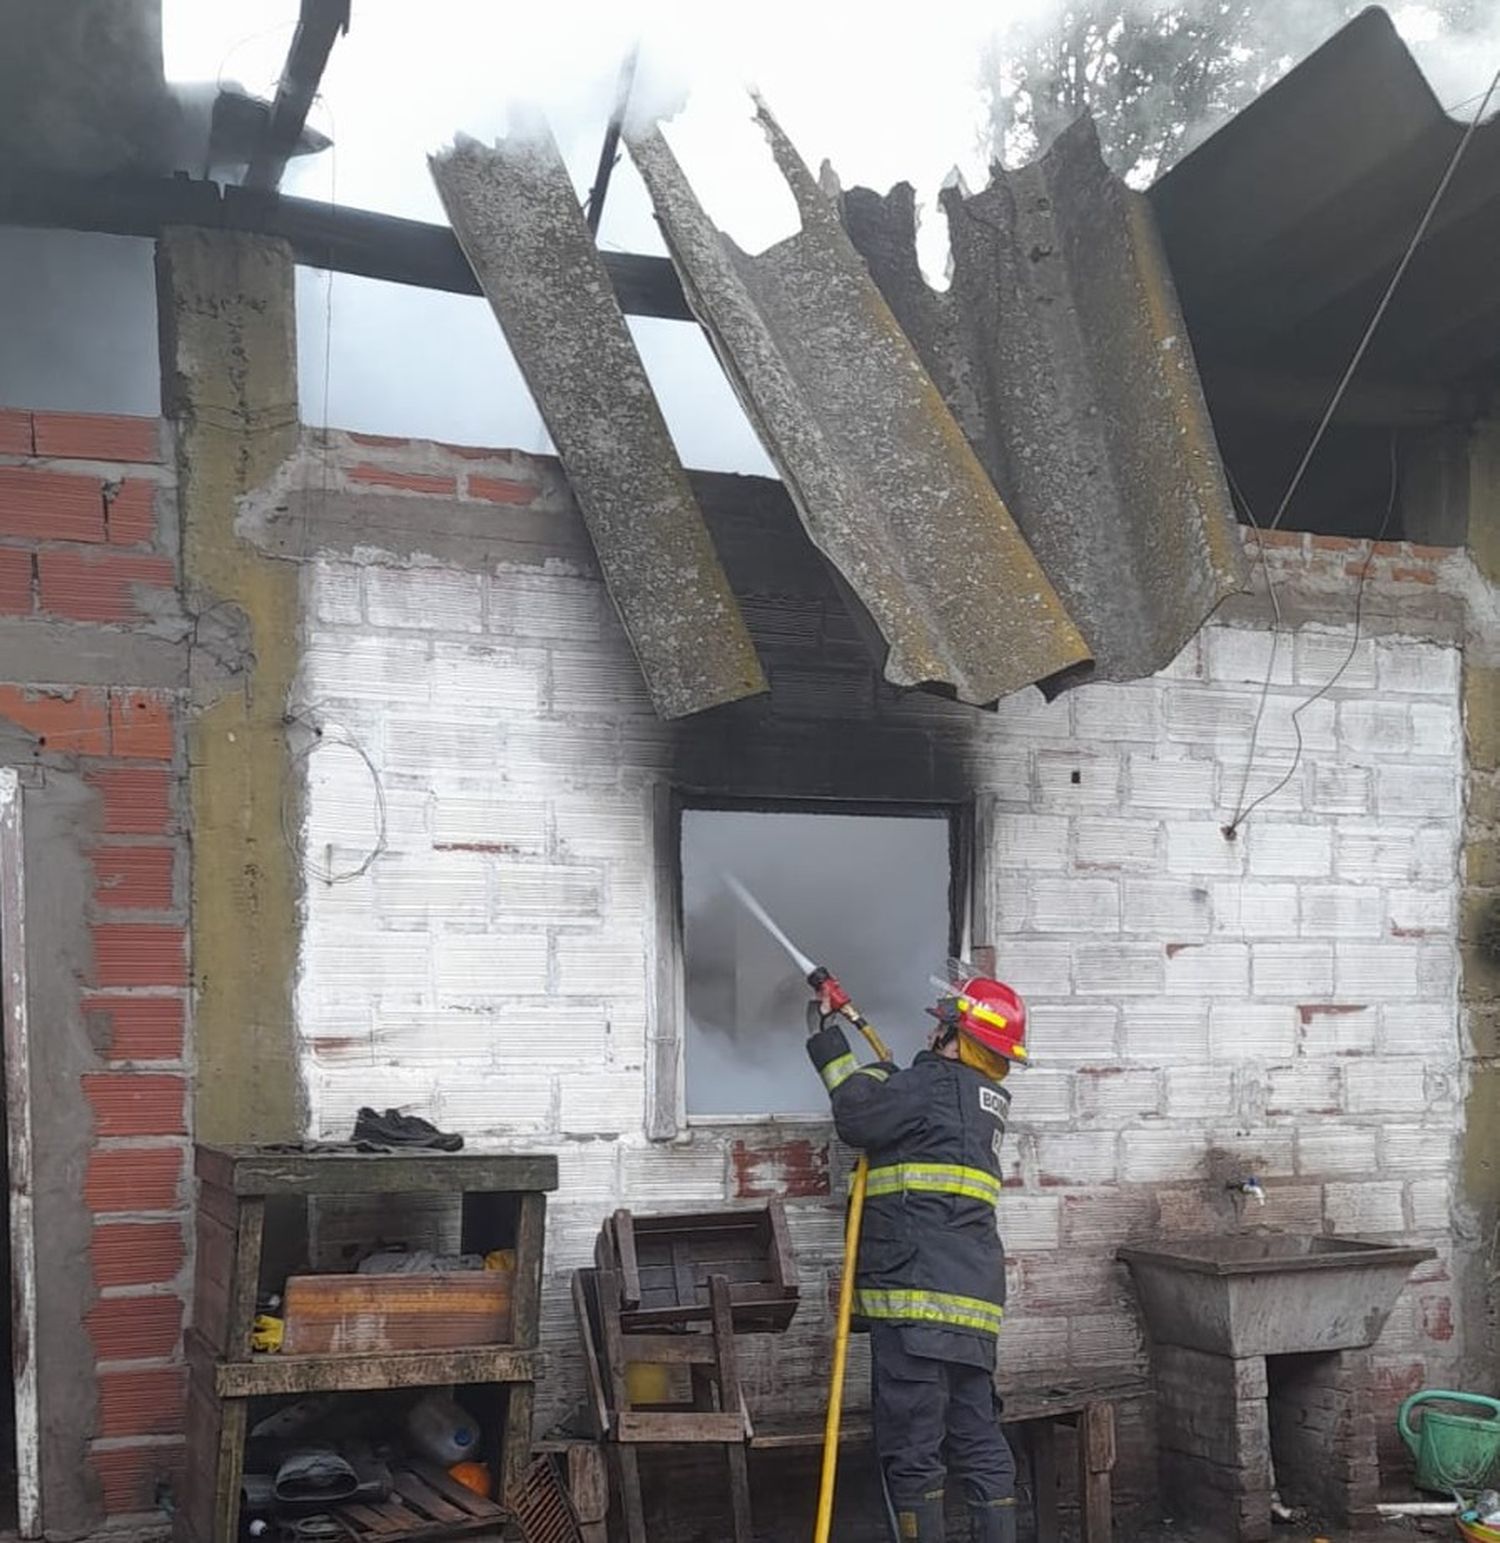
[141,3,1500,465]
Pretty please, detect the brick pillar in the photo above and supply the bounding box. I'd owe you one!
[0,409,191,1528]
[1154,1344,1272,1542]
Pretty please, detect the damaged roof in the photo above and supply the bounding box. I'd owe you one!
[843,117,1246,686]
[1152,4,1500,391]
[430,131,766,720]
[625,105,1092,708]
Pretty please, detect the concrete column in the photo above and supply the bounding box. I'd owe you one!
[1452,416,1500,1386]
[156,228,304,1142]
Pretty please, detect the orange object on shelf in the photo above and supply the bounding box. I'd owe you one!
[448,1462,491,1498]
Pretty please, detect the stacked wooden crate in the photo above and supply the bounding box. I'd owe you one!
[571,1201,799,1543]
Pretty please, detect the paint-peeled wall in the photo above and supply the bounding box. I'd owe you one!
[288,430,1469,1490]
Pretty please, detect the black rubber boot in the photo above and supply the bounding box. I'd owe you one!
[968,1496,1017,1543]
[892,1491,946,1542]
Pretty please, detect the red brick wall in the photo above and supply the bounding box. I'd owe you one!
[0,410,188,1518]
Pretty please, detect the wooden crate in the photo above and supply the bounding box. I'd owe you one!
[333,1462,507,1543]
[594,1201,798,1332]
[281,1271,514,1354]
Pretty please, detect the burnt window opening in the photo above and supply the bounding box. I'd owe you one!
[678,801,964,1119]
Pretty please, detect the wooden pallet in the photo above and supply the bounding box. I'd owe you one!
[332,1463,504,1543]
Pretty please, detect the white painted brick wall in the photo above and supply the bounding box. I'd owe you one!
[1376,639,1460,696]
[1250,942,1335,997]
[1164,1065,1235,1118]
[992,812,1069,869]
[1126,754,1215,810]
[1032,875,1119,932]
[1310,763,1373,815]
[1325,1181,1406,1235]
[1166,821,1245,877]
[1122,1001,1209,1062]
[1037,1132,1121,1186]
[1296,1125,1378,1177]
[1027,1004,1119,1062]
[293,504,1465,1432]
[1075,818,1160,870]
[1212,880,1299,937]
[1344,1058,1431,1115]
[1073,682,1162,741]
[1209,1003,1297,1060]
[1248,823,1333,878]
[1123,879,1211,936]
[1206,627,1293,687]
[1300,884,1384,938]
[1165,942,1249,996]
[1298,1004,1378,1057]
[1294,630,1375,689]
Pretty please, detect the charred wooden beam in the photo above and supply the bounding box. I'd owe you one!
[244,0,351,191]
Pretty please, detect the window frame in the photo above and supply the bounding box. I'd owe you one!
[647,788,980,1138]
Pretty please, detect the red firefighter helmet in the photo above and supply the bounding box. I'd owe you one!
[928,964,1029,1067]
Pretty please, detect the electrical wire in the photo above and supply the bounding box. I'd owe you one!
[1221,467,1286,832]
[281,708,388,885]
[1225,435,1399,836]
[1267,59,1500,532]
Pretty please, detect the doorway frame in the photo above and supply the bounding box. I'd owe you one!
[0,769,40,1536]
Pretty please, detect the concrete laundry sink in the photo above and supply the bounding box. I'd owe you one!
[1119,1234,1434,1358]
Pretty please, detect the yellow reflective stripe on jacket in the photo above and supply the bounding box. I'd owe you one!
[820,1052,858,1092]
[854,1066,890,1083]
[853,1287,1005,1335]
[861,1162,1001,1204]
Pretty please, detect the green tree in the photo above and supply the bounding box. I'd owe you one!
[985,1,1484,186]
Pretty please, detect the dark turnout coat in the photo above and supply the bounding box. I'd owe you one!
[807,1021,1011,1369]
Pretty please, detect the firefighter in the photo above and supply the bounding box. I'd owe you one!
[806,966,1029,1543]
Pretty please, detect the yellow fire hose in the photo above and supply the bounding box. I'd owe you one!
[814,1007,891,1543]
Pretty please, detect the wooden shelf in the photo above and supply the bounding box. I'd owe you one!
[179,1145,552,1543]
[199,1338,542,1397]
[196,1146,558,1197]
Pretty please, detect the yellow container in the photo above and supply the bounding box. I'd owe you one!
[625,1363,670,1404]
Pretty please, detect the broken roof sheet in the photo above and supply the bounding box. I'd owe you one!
[625,106,1091,708]
[1152,5,1500,390]
[430,130,766,719]
[842,117,1246,685]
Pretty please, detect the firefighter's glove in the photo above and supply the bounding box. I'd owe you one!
[806,999,827,1036]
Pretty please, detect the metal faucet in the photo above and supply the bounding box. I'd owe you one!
[1228,1176,1266,1206]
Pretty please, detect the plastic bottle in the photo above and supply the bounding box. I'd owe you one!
[404,1393,480,1467]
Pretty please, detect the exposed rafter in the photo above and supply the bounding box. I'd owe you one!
[0,170,694,319]
[244,0,351,191]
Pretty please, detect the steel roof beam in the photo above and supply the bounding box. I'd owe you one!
[0,169,694,319]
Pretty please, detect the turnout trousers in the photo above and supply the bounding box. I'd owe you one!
[870,1324,1017,1541]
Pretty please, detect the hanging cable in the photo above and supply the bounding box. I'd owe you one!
[1221,467,1286,831]
[1226,435,1399,836]
[1267,61,1500,532]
